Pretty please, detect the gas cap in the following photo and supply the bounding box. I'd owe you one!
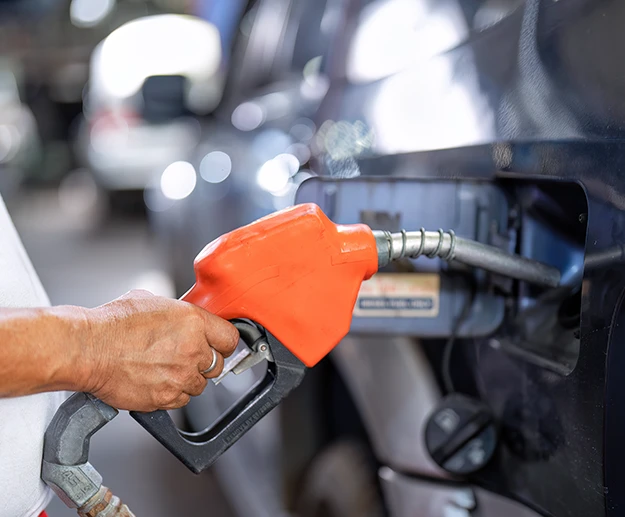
[425,394,497,475]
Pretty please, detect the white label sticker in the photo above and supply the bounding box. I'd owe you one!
[353,273,440,318]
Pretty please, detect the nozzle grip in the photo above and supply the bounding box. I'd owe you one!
[129,321,306,473]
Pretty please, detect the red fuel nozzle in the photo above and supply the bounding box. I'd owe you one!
[183,203,379,367]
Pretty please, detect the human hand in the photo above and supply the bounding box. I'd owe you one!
[79,290,238,411]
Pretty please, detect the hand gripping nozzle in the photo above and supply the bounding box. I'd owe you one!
[42,320,306,515]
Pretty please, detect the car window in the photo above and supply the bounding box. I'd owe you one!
[312,0,520,174]
[196,0,248,66]
[226,0,291,97]
[277,0,332,75]
[227,0,343,100]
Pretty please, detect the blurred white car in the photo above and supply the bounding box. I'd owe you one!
[75,14,224,193]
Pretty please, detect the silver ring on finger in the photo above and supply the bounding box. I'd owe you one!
[201,347,219,375]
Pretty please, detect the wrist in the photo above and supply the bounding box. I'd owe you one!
[47,306,100,392]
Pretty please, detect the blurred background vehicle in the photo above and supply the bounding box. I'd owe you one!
[74,13,223,199]
[145,0,333,295]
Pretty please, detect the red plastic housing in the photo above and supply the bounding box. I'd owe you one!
[182,203,378,367]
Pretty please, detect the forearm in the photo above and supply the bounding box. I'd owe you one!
[0,306,92,397]
[0,291,237,410]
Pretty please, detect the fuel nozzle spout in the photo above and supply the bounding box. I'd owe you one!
[373,229,561,288]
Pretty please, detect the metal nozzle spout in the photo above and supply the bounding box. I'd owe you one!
[373,229,561,288]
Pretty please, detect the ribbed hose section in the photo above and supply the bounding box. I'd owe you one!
[77,487,135,517]
[373,229,561,288]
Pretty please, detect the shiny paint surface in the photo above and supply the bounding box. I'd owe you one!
[312,0,625,516]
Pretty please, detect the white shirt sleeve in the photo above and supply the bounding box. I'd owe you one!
[0,196,68,517]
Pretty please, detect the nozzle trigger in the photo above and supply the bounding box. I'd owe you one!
[129,319,307,473]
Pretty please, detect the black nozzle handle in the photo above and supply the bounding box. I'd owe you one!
[129,320,307,473]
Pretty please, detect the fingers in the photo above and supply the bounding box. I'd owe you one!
[158,372,209,410]
[199,348,224,379]
[162,372,210,409]
[186,374,208,397]
[199,310,239,358]
[93,293,239,412]
[163,392,191,409]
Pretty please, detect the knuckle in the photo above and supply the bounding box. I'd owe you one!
[189,377,206,396]
[190,348,207,365]
[212,324,239,355]
[167,393,190,409]
[188,308,207,329]
[153,393,168,407]
[226,327,240,352]
[186,371,199,385]
[154,389,178,408]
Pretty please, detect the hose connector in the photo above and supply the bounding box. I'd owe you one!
[77,486,135,517]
